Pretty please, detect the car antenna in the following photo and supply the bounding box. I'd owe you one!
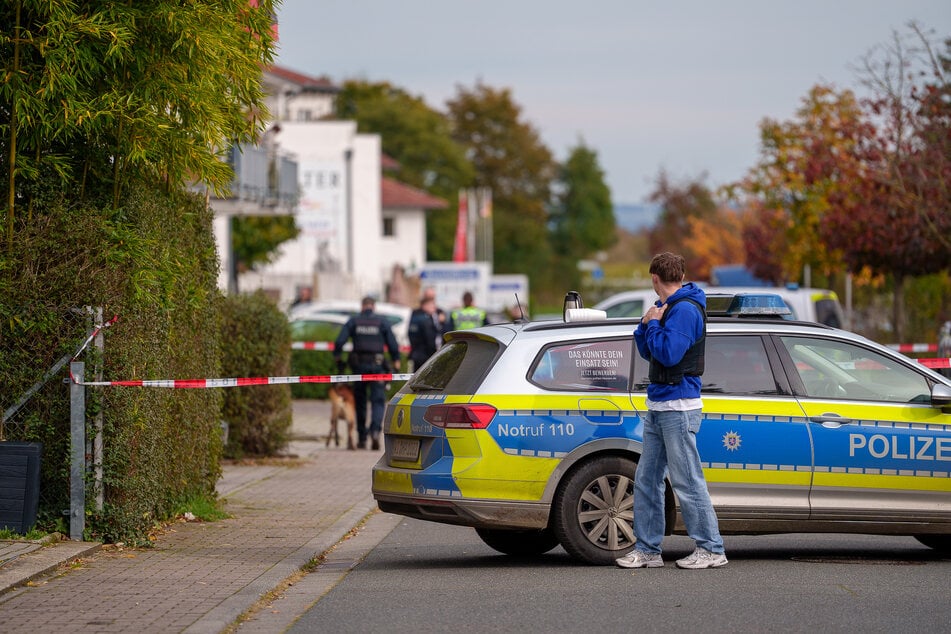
[513,293,528,323]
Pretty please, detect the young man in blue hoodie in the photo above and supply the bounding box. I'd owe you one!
[617,252,728,570]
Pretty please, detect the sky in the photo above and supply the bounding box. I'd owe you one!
[273,1,951,204]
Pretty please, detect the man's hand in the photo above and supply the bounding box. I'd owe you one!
[392,359,401,371]
[642,303,668,324]
[336,359,347,374]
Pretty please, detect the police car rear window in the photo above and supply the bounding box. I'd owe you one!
[407,339,500,394]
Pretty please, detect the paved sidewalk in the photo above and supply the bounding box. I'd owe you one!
[0,400,398,633]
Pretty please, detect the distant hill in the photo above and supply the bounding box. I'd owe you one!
[613,203,661,233]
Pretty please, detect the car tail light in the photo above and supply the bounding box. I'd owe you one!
[424,404,497,429]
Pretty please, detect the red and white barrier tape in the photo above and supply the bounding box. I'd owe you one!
[69,360,951,388]
[292,341,337,351]
[73,373,414,388]
[887,343,938,353]
[73,314,119,359]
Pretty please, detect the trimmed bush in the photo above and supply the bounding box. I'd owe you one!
[0,186,223,543]
[220,292,293,458]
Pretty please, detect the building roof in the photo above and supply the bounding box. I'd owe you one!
[266,65,339,93]
[381,177,447,210]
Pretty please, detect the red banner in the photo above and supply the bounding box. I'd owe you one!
[452,190,468,262]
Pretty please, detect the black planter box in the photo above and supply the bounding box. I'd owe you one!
[0,442,42,533]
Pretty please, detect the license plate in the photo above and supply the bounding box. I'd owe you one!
[391,437,420,462]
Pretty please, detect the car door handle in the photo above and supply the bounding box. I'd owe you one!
[809,413,854,427]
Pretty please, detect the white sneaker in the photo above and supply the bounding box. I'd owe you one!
[615,550,664,569]
[676,547,728,569]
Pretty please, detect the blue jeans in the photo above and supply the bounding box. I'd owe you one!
[633,409,724,555]
[352,363,386,441]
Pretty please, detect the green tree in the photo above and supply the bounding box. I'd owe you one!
[335,80,474,261]
[1,0,275,244]
[446,83,557,290]
[551,141,616,288]
[232,215,300,275]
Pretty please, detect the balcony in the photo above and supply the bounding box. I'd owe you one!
[201,143,299,216]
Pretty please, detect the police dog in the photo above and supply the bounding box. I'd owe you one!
[327,384,356,450]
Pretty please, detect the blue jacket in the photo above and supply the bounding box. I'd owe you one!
[633,282,706,402]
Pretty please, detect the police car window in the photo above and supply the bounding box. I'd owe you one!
[530,338,631,392]
[780,336,930,403]
[408,339,499,394]
[700,336,779,395]
[604,300,646,319]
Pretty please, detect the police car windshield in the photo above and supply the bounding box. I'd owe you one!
[408,339,500,394]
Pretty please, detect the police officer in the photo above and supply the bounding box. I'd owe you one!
[449,291,489,330]
[408,296,441,371]
[333,296,401,450]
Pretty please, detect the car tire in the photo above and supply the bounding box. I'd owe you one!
[551,456,638,565]
[474,527,560,557]
[914,534,951,554]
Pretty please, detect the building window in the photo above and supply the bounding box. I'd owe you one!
[382,216,395,237]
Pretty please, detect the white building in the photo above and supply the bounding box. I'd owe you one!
[217,66,445,307]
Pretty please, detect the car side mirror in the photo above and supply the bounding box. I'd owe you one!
[932,383,951,411]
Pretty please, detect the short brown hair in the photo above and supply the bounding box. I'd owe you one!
[649,252,686,284]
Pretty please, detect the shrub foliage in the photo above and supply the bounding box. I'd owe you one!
[0,187,224,542]
[220,292,293,458]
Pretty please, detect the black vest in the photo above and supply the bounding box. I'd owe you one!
[351,314,386,354]
[647,297,706,385]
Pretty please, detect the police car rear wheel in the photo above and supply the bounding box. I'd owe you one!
[551,456,637,565]
[914,534,951,554]
[474,527,560,556]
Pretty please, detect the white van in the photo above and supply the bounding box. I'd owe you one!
[593,285,845,327]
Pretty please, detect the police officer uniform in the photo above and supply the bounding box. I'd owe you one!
[408,299,441,371]
[333,297,401,449]
[449,291,489,330]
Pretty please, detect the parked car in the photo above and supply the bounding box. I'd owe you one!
[594,285,845,327]
[288,312,348,343]
[372,292,951,565]
[289,300,411,349]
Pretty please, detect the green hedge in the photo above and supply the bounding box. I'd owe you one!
[0,186,223,543]
[220,292,292,458]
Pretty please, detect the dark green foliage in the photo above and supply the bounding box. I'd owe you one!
[551,142,616,289]
[232,215,301,275]
[219,292,293,458]
[288,316,342,399]
[0,186,224,543]
[0,1,277,246]
[446,84,557,285]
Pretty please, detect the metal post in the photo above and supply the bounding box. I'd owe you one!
[344,148,354,275]
[70,361,85,541]
[93,307,104,512]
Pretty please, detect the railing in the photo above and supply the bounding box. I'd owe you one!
[226,143,299,211]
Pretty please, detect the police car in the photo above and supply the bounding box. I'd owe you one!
[371,293,951,565]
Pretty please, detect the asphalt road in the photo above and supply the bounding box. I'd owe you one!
[286,517,951,634]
